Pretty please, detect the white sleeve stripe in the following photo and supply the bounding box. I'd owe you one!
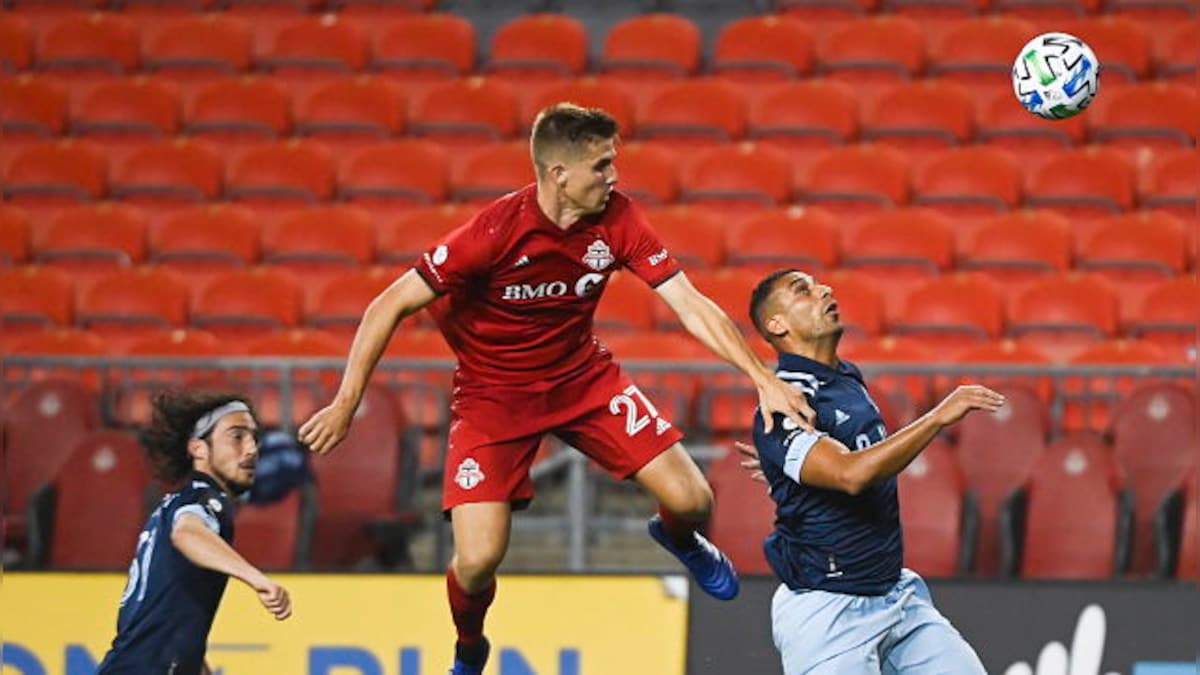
[783,431,823,484]
[174,504,220,534]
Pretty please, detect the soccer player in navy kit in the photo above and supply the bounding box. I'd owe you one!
[738,269,1004,675]
[97,392,292,675]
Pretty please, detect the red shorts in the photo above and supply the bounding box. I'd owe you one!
[442,358,683,512]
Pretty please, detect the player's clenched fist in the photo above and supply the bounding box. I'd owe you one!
[253,578,292,621]
[930,385,1007,427]
[298,401,354,455]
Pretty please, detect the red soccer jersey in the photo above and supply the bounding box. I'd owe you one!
[413,185,681,384]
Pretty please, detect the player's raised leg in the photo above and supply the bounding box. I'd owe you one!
[447,501,511,675]
[879,574,985,675]
[635,444,740,600]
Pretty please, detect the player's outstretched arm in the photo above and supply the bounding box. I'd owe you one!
[171,514,293,621]
[299,269,437,454]
[655,273,815,432]
[738,385,1005,494]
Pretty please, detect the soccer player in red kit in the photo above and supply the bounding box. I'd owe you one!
[299,103,812,675]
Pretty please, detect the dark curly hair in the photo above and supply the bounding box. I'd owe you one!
[139,390,256,486]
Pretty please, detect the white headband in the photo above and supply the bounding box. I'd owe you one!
[191,401,252,439]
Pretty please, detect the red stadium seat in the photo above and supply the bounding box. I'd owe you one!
[184,77,291,144]
[1014,434,1128,578]
[1091,83,1199,152]
[659,268,758,335]
[643,206,725,270]
[0,75,67,140]
[725,206,840,272]
[1130,278,1198,362]
[520,77,636,135]
[226,140,335,207]
[818,17,924,89]
[0,15,33,73]
[295,77,406,145]
[959,210,1071,288]
[241,328,344,428]
[309,384,418,569]
[111,139,223,205]
[977,88,1086,155]
[1076,212,1188,302]
[6,328,107,358]
[376,204,475,265]
[891,274,1005,353]
[259,16,369,79]
[680,143,791,214]
[76,267,189,350]
[1025,147,1136,220]
[262,205,375,289]
[841,208,955,307]
[409,78,519,148]
[331,0,433,17]
[44,430,149,569]
[798,144,909,220]
[822,269,885,343]
[1158,20,1197,83]
[142,15,252,80]
[746,81,858,171]
[372,14,476,82]
[1,380,98,558]
[0,265,73,333]
[307,267,397,337]
[338,140,449,212]
[1111,383,1197,575]
[234,488,310,571]
[4,140,107,204]
[0,207,31,265]
[150,204,259,284]
[35,203,147,280]
[899,440,970,577]
[912,147,1022,225]
[612,142,678,206]
[488,13,588,81]
[36,14,139,78]
[840,335,934,426]
[638,79,746,154]
[927,17,1037,97]
[191,268,301,339]
[71,77,180,146]
[712,15,814,80]
[1060,17,1151,84]
[955,384,1048,575]
[600,14,701,80]
[451,141,533,205]
[861,81,974,152]
[593,270,657,333]
[991,0,1100,20]
[1141,149,1198,218]
[1008,273,1118,362]
[706,445,775,574]
[124,329,223,357]
[1065,339,1173,433]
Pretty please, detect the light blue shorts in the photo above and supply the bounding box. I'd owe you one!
[771,569,986,675]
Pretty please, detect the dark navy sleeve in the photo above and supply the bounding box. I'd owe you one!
[753,409,826,484]
[170,485,231,537]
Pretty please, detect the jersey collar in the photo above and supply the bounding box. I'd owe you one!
[776,351,848,382]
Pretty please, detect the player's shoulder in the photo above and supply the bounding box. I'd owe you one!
[175,476,230,512]
[838,359,866,383]
[600,190,639,225]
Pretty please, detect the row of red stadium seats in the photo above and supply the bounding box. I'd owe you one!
[2,140,1195,224]
[5,378,1196,578]
[2,75,1197,168]
[1,12,1194,85]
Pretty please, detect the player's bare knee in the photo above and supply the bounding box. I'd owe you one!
[454,547,505,587]
[667,481,713,522]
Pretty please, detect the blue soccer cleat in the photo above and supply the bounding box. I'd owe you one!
[450,637,490,675]
[648,515,739,600]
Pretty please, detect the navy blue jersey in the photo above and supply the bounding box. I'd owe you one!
[752,352,902,596]
[97,472,235,675]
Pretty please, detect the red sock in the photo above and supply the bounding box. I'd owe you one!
[447,567,496,647]
[658,505,704,548]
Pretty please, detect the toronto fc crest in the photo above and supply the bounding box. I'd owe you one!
[582,240,614,271]
[455,458,485,490]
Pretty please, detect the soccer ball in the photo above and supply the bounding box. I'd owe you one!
[1012,32,1100,120]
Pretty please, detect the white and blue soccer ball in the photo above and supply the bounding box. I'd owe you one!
[1012,32,1100,120]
